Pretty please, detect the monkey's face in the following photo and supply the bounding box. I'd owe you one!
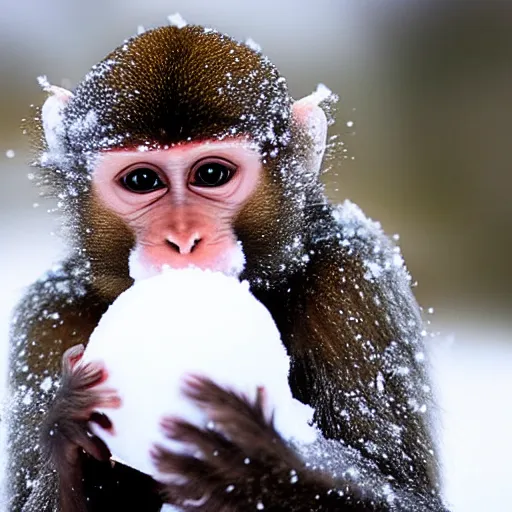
[92,138,262,279]
[35,26,331,294]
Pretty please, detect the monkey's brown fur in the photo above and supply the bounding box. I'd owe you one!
[8,25,447,511]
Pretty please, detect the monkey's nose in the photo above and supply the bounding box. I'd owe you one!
[165,234,202,255]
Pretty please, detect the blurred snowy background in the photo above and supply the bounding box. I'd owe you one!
[0,1,511,511]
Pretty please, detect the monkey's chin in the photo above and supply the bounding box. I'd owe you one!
[128,242,246,282]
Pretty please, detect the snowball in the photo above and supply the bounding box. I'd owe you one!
[82,268,316,479]
[5,150,15,159]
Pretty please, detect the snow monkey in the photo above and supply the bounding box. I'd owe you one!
[7,24,449,512]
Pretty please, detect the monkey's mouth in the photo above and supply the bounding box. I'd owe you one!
[128,243,246,281]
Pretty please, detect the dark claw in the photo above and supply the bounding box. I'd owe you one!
[90,411,113,431]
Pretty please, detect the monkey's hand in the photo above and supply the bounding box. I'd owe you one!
[41,344,121,470]
[153,376,350,512]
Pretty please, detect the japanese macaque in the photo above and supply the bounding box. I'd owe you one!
[7,23,449,512]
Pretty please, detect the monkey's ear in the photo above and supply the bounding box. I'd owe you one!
[38,77,73,154]
[292,85,329,173]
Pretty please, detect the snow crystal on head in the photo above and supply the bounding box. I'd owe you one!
[67,109,98,145]
[244,38,262,53]
[167,13,187,29]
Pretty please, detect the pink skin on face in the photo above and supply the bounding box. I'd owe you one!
[92,139,263,276]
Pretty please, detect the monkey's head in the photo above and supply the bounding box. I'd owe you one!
[37,25,331,299]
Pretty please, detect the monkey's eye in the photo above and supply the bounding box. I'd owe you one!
[190,160,236,187]
[121,168,166,193]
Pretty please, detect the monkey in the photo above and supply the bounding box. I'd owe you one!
[6,24,449,511]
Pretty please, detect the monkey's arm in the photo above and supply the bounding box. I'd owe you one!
[280,207,446,507]
[154,377,447,512]
[7,267,163,512]
[6,266,110,511]
[40,344,122,511]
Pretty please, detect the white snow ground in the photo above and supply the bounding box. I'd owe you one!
[0,219,511,512]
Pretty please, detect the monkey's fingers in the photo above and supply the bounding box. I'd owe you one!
[69,360,109,389]
[255,385,275,424]
[68,387,121,422]
[157,414,288,489]
[62,344,85,373]
[183,376,266,425]
[183,375,233,401]
[182,377,290,463]
[90,411,113,431]
[152,445,214,482]
[160,417,242,467]
[61,418,111,462]
[153,439,288,511]
[46,417,112,464]
[155,417,269,488]
[93,387,122,409]
[152,446,236,508]
[78,432,112,462]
